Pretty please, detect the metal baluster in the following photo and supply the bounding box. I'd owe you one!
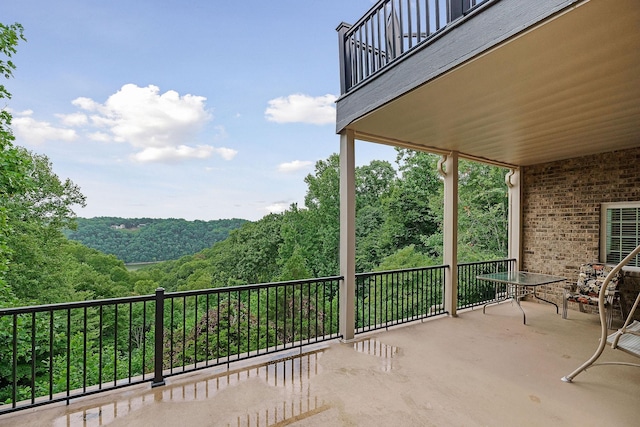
[31,312,36,403]
[12,314,17,408]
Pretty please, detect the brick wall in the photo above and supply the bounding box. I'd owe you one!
[521,147,640,322]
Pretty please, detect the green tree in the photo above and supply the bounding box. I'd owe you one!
[65,217,247,263]
[133,279,157,295]
[375,245,434,271]
[277,204,315,278]
[355,160,395,272]
[304,155,399,275]
[279,245,311,281]
[457,161,508,260]
[356,159,395,210]
[304,154,341,276]
[0,22,29,302]
[425,159,508,262]
[4,151,86,303]
[0,22,90,305]
[380,150,441,256]
[6,149,85,228]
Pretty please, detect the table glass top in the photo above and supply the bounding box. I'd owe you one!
[476,271,566,286]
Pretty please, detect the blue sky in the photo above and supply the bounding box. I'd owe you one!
[3,0,398,221]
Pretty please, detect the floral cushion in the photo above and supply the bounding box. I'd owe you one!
[566,263,621,305]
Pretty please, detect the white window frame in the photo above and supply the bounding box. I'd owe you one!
[600,202,640,271]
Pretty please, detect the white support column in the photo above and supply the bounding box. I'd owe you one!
[506,169,522,269]
[339,130,356,341]
[440,152,459,317]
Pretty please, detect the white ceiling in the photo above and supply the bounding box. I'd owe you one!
[346,0,640,167]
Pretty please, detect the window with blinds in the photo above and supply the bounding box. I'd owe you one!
[601,202,640,268]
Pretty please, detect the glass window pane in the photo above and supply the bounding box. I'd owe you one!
[603,204,640,268]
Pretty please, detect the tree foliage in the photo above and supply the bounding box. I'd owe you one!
[0,23,30,197]
[0,22,93,306]
[65,217,247,263]
[1,22,30,300]
[2,150,87,304]
[131,149,509,293]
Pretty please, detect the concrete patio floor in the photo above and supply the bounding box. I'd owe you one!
[2,300,639,426]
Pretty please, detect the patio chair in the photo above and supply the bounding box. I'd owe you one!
[562,263,623,329]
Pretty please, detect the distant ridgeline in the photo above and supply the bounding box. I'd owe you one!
[64,217,249,263]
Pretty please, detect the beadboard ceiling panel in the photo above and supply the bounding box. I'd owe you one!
[341,0,640,167]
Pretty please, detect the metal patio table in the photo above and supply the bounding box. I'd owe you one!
[476,271,566,324]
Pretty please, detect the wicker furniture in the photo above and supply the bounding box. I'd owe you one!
[562,263,623,329]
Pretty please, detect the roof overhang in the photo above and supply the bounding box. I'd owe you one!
[337,0,640,167]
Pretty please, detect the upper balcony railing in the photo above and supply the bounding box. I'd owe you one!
[338,0,490,94]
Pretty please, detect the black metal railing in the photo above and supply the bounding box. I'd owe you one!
[0,277,341,414]
[0,260,516,414]
[338,0,490,93]
[0,295,157,413]
[159,278,340,380]
[355,265,447,333]
[457,258,516,309]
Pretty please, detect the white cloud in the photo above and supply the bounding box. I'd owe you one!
[74,84,211,147]
[12,110,77,145]
[72,97,100,111]
[131,145,217,163]
[213,147,238,161]
[9,84,236,164]
[68,84,236,164]
[56,112,89,127]
[87,131,111,142]
[278,160,313,173]
[264,202,289,214]
[265,93,336,125]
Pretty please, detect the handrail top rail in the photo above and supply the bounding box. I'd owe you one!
[0,294,155,315]
[356,264,448,278]
[342,0,388,37]
[2,259,522,314]
[337,0,496,94]
[164,275,344,298]
[0,276,345,315]
[457,258,516,267]
[342,0,495,41]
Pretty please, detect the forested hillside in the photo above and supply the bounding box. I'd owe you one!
[64,217,247,263]
[130,151,509,293]
[2,148,510,306]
